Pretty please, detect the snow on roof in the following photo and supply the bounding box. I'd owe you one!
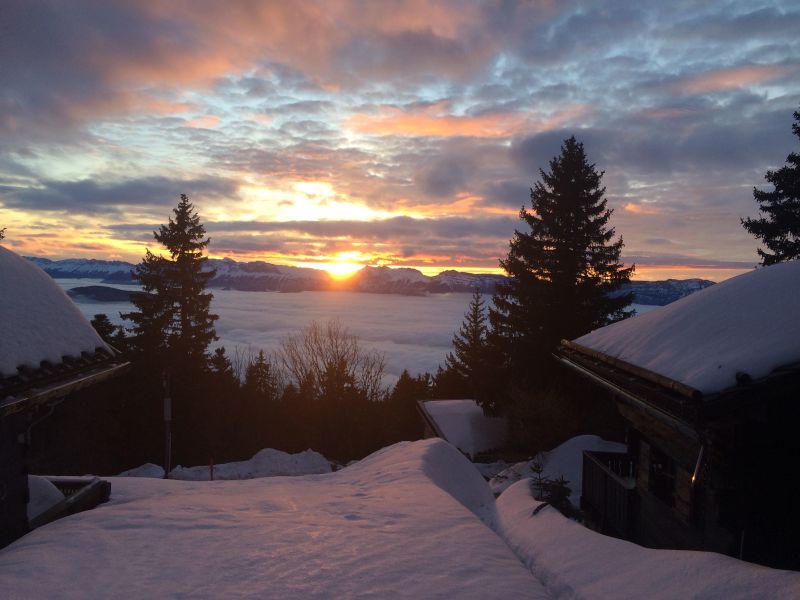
[574,261,800,394]
[0,439,548,599]
[0,245,107,378]
[423,399,507,458]
[496,480,800,600]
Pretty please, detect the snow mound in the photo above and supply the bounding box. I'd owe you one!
[0,245,108,377]
[490,434,625,499]
[1,439,544,599]
[496,480,800,600]
[169,448,332,481]
[27,476,65,522]
[423,399,507,458]
[575,261,800,393]
[117,463,166,478]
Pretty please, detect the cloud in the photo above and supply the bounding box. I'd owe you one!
[2,176,238,214]
[671,64,798,95]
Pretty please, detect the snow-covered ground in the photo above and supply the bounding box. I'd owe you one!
[423,399,507,458]
[6,438,800,598]
[3,440,546,599]
[576,260,800,394]
[169,448,331,481]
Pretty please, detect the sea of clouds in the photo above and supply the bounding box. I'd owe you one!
[59,279,657,387]
[58,280,472,384]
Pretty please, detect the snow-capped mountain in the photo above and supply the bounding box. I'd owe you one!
[24,255,714,303]
[611,279,714,306]
[26,256,136,282]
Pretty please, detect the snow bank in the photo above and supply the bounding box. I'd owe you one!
[575,261,800,394]
[117,463,165,478]
[423,399,507,458]
[1,439,547,599]
[490,435,626,499]
[496,480,800,600]
[169,448,332,480]
[26,476,65,522]
[0,245,108,377]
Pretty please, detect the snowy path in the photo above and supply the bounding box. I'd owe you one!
[0,440,550,599]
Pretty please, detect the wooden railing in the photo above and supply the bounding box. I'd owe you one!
[582,450,637,539]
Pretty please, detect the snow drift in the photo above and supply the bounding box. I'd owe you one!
[1,439,546,599]
[169,448,332,481]
[496,480,800,600]
[489,435,626,499]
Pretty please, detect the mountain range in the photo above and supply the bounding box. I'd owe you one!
[28,256,713,305]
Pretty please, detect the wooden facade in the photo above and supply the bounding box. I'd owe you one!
[558,340,800,570]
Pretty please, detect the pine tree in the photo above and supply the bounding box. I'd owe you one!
[244,350,279,402]
[123,194,218,370]
[445,289,491,404]
[0,227,5,240]
[742,107,800,265]
[490,136,633,384]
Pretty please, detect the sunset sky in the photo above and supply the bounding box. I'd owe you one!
[1,1,799,280]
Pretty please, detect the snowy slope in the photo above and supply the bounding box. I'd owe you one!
[575,261,800,394]
[0,246,108,377]
[1,440,547,599]
[496,480,800,600]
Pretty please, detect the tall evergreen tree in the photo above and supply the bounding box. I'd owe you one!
[490,136,633,385]
[742,107,800,265]
[244,350,280,402]
[123,194,218,370]
[445,289,492,405]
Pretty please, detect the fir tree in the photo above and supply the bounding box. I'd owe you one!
[742,107,800,265]
[0,227,5,240]
[123,194,218,370]
[244,350,279,402]
[445,289,492,406]
[490,136,633,385]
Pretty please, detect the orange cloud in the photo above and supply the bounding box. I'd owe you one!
[184,115,221,129]
[674,64,796,94]
[623,202,661,215]
[347,103,590,138]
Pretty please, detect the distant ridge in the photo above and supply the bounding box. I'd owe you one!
[26,256,713,304]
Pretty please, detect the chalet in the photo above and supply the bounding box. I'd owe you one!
[556,260,800,569]
[0,246,128,547]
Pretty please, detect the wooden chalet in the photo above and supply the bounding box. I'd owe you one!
[555,262,800,569]
[0,246,129,547]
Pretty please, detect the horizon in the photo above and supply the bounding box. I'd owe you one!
[2,2,796,282]
[23,249,754,282]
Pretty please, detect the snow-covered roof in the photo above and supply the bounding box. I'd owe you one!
[422,399,507,458]
[0,245,108,378]
[0,439,546,598]
[574,261,800,394]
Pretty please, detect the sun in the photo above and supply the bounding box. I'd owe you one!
[326,261,364,279]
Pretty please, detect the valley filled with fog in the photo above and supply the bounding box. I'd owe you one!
[59,279,658,384]
[58,279,472,383]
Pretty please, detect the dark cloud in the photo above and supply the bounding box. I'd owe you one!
[2,176,238,214]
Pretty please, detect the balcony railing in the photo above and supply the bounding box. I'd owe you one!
[582,450,637,539]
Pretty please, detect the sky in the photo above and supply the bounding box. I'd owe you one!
[1,1,798,281]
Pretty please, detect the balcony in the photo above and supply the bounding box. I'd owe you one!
[581,450,637,539]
